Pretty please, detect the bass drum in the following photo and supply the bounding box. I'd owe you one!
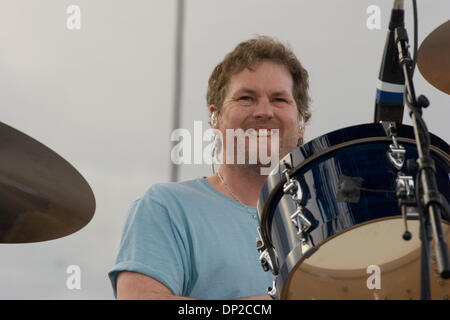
[257,123,449,300]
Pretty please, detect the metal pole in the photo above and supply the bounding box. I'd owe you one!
[170,0,185,182]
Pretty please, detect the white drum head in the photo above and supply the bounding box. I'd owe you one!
[283,218,450,300]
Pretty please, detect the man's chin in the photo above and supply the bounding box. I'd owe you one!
[235,162,274,176]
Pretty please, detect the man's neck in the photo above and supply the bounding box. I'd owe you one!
[207,164,269,207]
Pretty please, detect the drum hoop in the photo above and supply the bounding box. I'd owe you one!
[260,136,450,249]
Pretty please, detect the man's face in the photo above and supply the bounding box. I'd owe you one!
[210,59,304,169]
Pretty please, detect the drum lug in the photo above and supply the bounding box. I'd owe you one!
[256,227,279,275]
[267,280,278,300]
[388,143,406,170]
[282,168,315,243]
[290,207,313,233]
[300,234,317,258]
[386,122,406,170]
[282,166,306,206]
[283,179,304,204]
[258,248,279,276]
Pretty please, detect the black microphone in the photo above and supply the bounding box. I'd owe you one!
[374,0,405,123]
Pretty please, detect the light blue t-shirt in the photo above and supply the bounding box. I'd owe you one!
[108,177,274,299]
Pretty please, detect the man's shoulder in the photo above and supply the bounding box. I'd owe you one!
[140,177,209,203]
[132,177,216,221]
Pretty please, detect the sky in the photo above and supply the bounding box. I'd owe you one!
[0,0,448,299]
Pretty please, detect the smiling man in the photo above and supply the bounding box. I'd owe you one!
[109,35,311,300]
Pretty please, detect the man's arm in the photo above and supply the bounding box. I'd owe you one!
[117,271,195,300]
[116,271,270,300]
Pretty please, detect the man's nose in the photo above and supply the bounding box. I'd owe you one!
[253,98,274,119]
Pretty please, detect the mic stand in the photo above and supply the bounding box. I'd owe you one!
[394,26,450,299]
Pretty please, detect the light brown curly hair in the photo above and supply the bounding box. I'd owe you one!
[206,35,311,146]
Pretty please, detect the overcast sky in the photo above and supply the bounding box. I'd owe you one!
[0,0,448,299]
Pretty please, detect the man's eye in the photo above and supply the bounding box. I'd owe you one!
[237,96,254,105]
[275,98,288,103]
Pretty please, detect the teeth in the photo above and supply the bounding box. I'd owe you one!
[247,129,275,137]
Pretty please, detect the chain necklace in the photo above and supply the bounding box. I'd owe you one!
[217,171,258,220]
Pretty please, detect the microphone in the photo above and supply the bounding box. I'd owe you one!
[374,0,405,123]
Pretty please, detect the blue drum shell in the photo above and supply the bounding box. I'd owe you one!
[257,123,449,297]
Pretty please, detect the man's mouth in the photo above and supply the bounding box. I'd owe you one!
[247,128,278,137]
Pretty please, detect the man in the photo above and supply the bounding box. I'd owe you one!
[109,35,311,299]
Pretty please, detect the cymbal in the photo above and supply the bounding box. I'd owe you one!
[0,121,95,243]
[417,20,450,95]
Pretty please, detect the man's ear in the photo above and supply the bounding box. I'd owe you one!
[209,105,218,128]
[297,113,306,146]
[297,126,305,146]
[298,126,305,139]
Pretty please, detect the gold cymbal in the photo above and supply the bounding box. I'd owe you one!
[417,20,450,95]
[0,122,96,243]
